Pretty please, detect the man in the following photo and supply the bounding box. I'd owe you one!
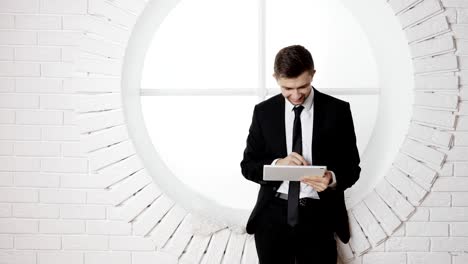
[240,45,360,263]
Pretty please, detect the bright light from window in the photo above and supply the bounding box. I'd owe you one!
[141,0,259,90]
[265,0,379,90]
[141,96,259,209]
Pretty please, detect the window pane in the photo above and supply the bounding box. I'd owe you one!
[141,0,259,90]
[141,96,260,210]
[333,94,379,155]
[265,0,379,90]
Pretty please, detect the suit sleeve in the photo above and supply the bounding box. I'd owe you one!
[240,105,276,185]
[333,102,361,191]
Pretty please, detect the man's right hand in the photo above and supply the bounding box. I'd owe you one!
[276,152,309,166]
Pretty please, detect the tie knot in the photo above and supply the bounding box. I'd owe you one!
[293,105,304,116]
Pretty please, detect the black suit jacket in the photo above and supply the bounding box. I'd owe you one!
[240,88,361,243]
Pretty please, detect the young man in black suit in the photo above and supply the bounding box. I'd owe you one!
[241,45,361,264]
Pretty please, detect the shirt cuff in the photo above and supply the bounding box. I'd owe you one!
[328,171,337,188]
[272,158,280,165]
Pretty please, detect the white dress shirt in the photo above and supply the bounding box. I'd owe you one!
[275,88,336,199]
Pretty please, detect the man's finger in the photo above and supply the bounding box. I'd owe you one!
[301,180,317,188]
[287,159,301,166]
[301,175,322,181]
[311,182,327,191]
[301,178,320,186]
[289,156,303,165]
[305,182,325,192]
[301,178,328,191]
[290,152,308,165]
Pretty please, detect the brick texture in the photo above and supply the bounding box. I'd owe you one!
[0,0,467,264]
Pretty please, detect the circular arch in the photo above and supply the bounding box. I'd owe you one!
[76,0,458,261]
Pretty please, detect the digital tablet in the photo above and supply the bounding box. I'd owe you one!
[263,165,327,181]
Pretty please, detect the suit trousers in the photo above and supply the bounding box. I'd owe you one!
[254,196,337,264]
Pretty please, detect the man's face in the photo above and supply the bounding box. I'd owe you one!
[276,70,315,105]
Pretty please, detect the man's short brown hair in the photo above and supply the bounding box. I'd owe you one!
[274,45,315,78]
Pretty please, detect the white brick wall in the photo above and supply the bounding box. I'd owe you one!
[0,0,40,13]
[15,47,62,61]
[452,192,468,206]
[0,62,40,76]
[60,205,106,220]
[0,47,14,60]
[15,235,61,250]
[406,222,449,237]
[407,252,451,264]
[40,219,86,234]
[85,252,131,264]
[0,15,14,28]
[15,15,62,30]
[0,251,36,264]
[0,31,37,45]
[0,0,467,263]
[385,237,430,252]
[431,237,468,251]
[0,219,38,233]
[37,31,81,46]
[0,235,13,249]
[39,0,88,14]
[37,252,83,264]
[450,223,468,236]
[62,235,108,250]
[13,204,60,218]
[16,109,63,125]
[13,171,60,187]
[362,252,406,264]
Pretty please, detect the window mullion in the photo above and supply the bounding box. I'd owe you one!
[258,0,266,101]
[140,87,380,96]
[266,88,380,96]
[140,88,257,96]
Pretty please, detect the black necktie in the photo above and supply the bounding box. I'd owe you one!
[287,105,304,227]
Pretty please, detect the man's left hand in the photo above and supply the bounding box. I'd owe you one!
[300,170,332,192]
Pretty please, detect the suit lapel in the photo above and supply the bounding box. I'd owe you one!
[270,95,286,189]
[275,95,287,157]
[312,87,325,165]
[312,88,331,199]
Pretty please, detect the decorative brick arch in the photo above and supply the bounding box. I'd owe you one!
[75,0,460,262]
